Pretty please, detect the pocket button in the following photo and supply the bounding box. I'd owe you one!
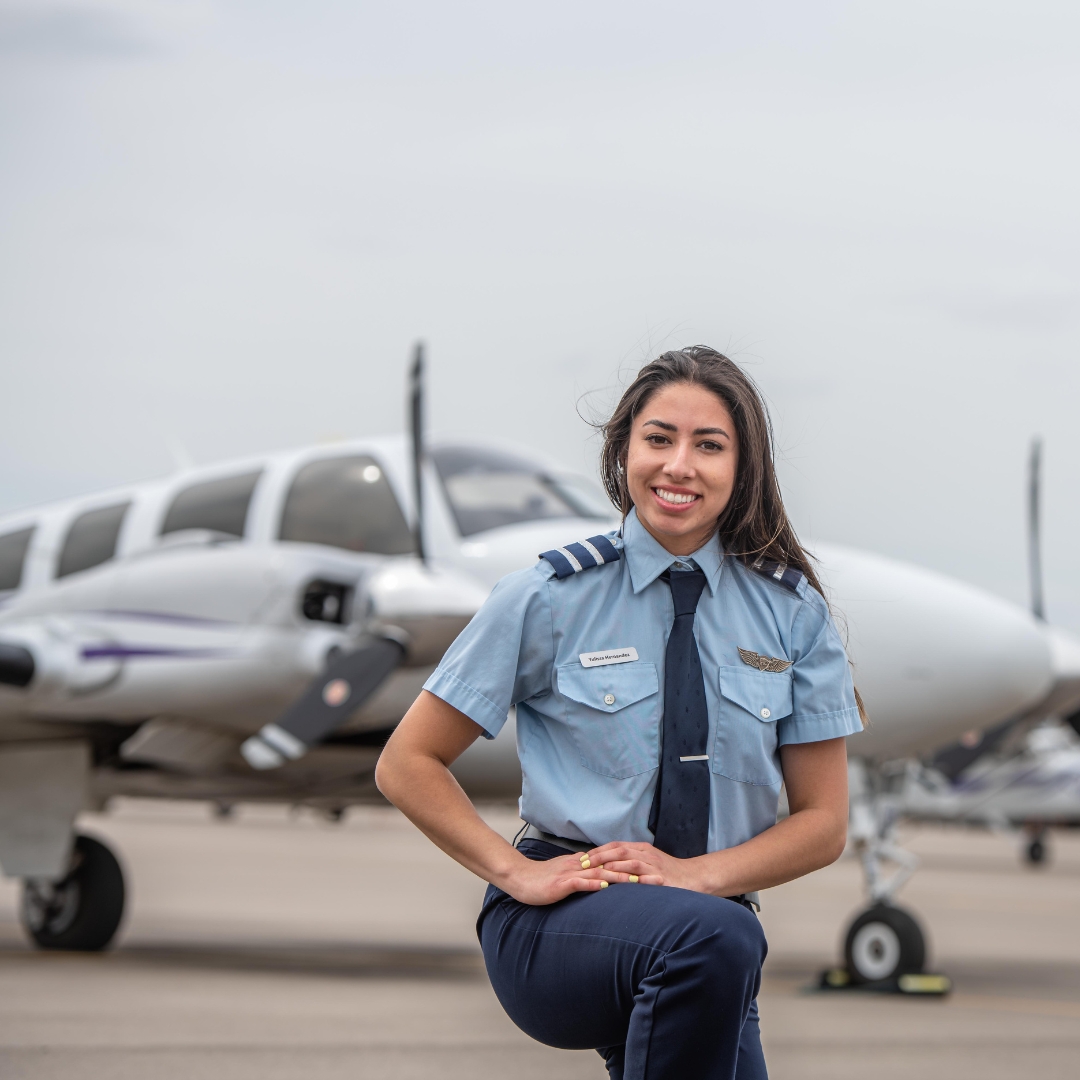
[760,707,771,719]
[604,694,616,706]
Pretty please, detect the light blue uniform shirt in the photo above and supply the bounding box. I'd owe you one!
[424,508,863,852]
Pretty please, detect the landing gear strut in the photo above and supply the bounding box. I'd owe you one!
[21,834,125,951]
[821,760,949,995]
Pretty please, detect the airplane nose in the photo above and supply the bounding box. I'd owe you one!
[818,545,1053,760]
[1032,623,1080,720]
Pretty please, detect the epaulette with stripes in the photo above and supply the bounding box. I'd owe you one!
[539,534,621,579]
[750,557,805,594]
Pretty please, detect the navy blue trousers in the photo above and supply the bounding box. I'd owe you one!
[477,840,768,1080]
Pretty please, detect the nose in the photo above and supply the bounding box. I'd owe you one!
[664,438,695,479]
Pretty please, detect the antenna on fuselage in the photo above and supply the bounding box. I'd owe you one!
[1028,437,1045,621]
[410,341,427,565]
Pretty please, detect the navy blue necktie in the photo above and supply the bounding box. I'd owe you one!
[650,567,711,858]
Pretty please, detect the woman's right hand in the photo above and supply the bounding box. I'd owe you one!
[377,693,619,907]
[497,852,614,906]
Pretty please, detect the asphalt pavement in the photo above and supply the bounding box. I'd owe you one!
[0,800,1077,1079]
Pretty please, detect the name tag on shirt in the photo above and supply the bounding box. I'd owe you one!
[579,647,639,668]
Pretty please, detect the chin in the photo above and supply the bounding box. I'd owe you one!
[640,508,710,538]
[657,519,708,538]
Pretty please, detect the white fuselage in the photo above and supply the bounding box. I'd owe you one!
[0,434,1077,808]
[813,545,1070,760]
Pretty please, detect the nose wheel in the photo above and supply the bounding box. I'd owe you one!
[822,760,950,994]
[1023,825,1049,865]
[844,904,925,983]
[21,834,125,951]
[822,903,947,993]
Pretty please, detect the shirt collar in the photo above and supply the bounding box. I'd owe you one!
[620,508,724,596]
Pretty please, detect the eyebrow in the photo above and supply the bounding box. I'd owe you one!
[642,419,730,438]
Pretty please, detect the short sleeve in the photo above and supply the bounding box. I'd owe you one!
[777,593,864,747]
[422,566,554,739]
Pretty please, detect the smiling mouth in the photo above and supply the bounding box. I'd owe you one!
[653,487,701,507]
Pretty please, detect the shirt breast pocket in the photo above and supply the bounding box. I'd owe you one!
[713,665,792,786]
[556,662,660,779]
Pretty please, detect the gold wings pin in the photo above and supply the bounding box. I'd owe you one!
[738,647,793,673]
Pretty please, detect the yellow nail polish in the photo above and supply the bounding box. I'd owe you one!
[600,881,608,888]
[580,860,591,869]
[629,875,639,883]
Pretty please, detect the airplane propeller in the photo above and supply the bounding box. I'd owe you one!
[930,437,1060,778]
[242,343,432,771]
[1028,436,1045,621]
[410,340,427,565]
[241,637,405,769]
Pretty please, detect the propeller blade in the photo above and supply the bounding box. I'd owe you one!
[241,639,404,769]
[1028,437,1045,621]
[410,341,427,565]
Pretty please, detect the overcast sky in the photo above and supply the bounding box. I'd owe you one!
[2,1,1080,625]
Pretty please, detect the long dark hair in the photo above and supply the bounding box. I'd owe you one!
[600,346,822,591]
[599,346,867,722]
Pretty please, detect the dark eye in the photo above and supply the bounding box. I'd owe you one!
[645,433,670,445]
[699,440,724,452]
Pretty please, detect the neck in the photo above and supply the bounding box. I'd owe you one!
[634,514,717,557]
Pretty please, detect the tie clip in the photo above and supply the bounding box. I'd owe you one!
[679,754,709,762]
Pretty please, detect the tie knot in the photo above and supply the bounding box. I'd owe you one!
[666,568,707,616]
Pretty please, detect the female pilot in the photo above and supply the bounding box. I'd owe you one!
[375,346,864,1080]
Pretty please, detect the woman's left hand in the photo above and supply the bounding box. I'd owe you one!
[583,741,851,896]
[580,841,717,894]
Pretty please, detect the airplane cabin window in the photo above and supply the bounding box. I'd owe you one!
[545,473,617,520]
[0,527,34,591]
[279,456,415,555]
[161,472,262,539]
[432,446,610,538]
[57,502,131,579]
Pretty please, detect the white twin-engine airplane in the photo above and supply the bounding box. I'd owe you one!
[1,350,1078,989]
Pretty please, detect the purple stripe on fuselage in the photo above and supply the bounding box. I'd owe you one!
[87,609,238,627]
[80,646,235,660]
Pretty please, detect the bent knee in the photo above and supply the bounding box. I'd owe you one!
[694,905,767,974]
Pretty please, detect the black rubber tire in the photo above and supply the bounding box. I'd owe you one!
[1026,838,1046,865]
[21,835,125,951]
[844,904,926,984]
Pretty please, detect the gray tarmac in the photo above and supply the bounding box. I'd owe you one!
[0,800,1078,1080]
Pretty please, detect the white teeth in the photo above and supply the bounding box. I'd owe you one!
[654,488,699,505]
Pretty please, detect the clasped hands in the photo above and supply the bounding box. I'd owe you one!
[499,841,719,907]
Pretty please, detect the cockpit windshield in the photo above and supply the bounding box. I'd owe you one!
[432,446,612,538]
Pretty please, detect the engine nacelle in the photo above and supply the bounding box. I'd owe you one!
[364,561,489,666]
